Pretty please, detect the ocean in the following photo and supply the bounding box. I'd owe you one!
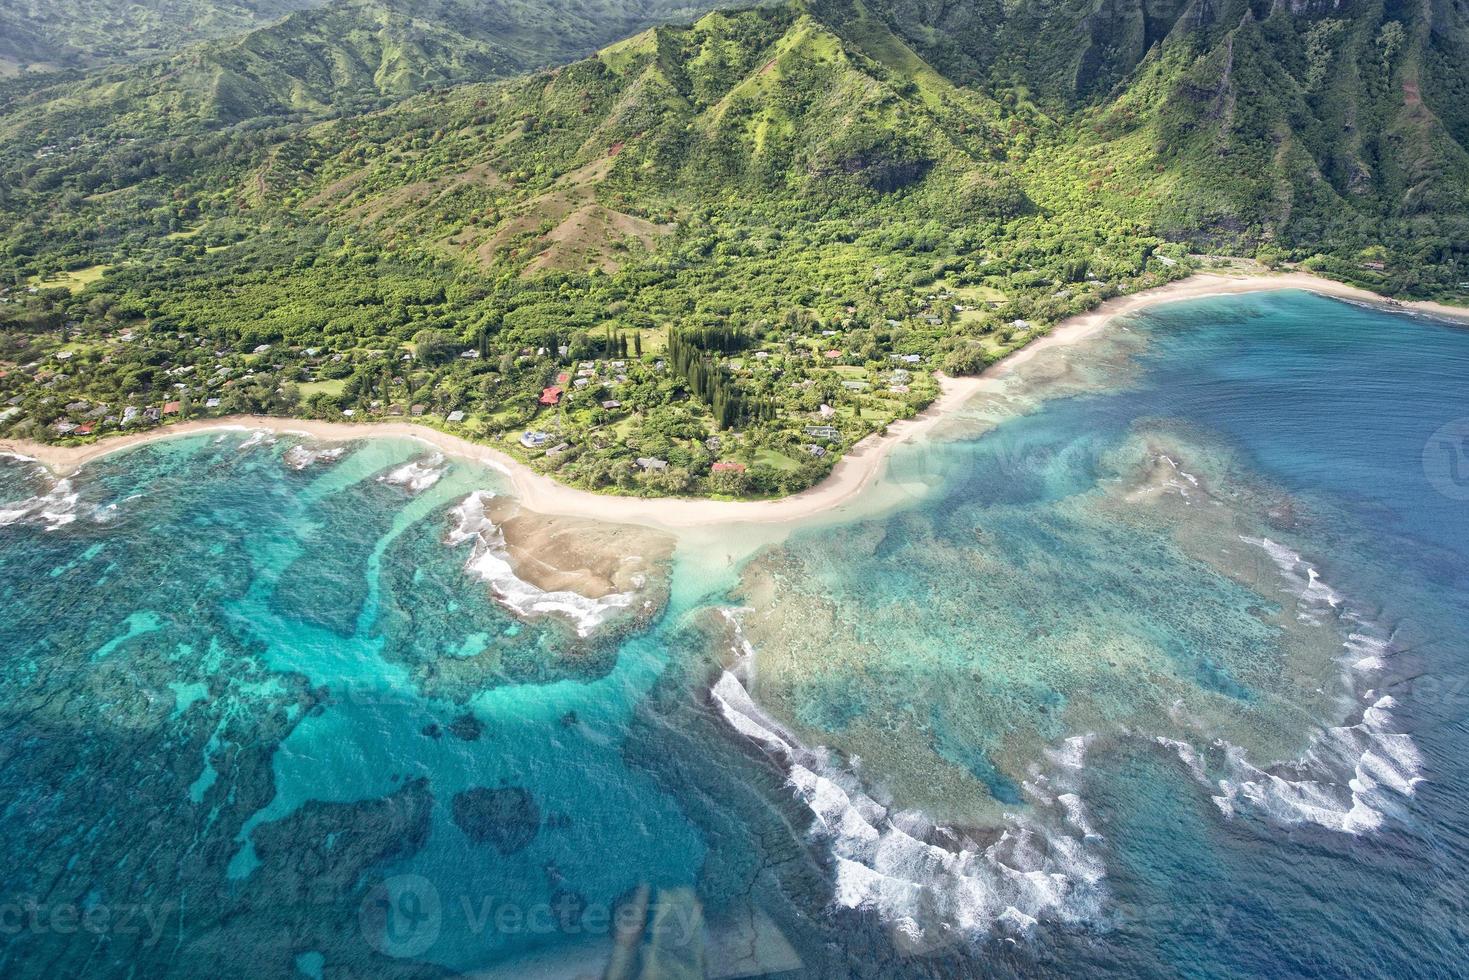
[0,289,1465,978]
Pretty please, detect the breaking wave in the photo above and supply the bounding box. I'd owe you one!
[1157,453,1201,499]
[282,445,346,470]
[0,475,80,531]
[1156,537,1423,835]
[709,614,1108,950]
[92,492,145,524]
[235,430,276,451]
[710,533,1427,952]
[379,454,446,494]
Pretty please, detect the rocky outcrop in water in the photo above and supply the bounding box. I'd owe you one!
[451,785,541,854]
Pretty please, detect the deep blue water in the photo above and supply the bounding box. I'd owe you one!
[0,290,1466,978]
[998,293,1469,978]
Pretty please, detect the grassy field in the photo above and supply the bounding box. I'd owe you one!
[28,264,111,293]
[935,279,1007,305]
[754,447,801,472]
[297,379,346,398]
[627,326,668,354]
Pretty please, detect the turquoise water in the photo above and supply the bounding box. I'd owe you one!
[0,291,1466,976]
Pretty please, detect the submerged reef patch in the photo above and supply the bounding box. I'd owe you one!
[451,786,542,854]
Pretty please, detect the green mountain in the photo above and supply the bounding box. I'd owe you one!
[8,0,1457,287]
[0,0,325,74]
[305,0,1469,290]
[0,0,751,146]
[278,6,1008,269]
[0,0,1465,496]
[839,0,1469,281]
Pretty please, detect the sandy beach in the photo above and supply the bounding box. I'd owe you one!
[3,270,1465,529]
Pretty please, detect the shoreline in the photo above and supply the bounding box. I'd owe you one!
[3,271,1465,529]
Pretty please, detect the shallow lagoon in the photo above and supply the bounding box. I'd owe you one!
[1,291,1466,977]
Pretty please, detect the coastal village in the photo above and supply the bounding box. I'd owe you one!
[0,208,1211,499]
[0,275,1060,496]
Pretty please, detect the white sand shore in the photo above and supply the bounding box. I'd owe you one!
[2,271,1464,529]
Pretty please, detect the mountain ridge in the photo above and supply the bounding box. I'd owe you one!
[0,0,759,146]
[0,0,1465,498]
[0,0,326,73]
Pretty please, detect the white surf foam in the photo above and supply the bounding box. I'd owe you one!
[1157,453,1201,500]
[447,491,636,637]
[1169,538,1424,836]
[0,477,80,531]
[380,454,445,494]
[237,430,275,451]
[708,657,1108,948]
[1155,736,1208,784]
[92,492,144,524]
[282,445,346,470]
[1045,734,1093,771]
[1239,535,1345,624]
[1343,631,1390,673]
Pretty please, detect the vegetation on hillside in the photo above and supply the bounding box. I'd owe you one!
[0,0,323,73]
[0,0,1463,497]
[835,0,1469,293]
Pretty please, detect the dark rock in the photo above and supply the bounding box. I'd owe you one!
[447,712,483,741]
[451,786,540,854]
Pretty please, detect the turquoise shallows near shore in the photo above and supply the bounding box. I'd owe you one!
[1,290,1467,977]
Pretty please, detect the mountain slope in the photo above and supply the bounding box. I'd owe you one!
[8,0,1464,289]
[1,5,1170,402]
[0,0,752,149]
[0,0,325,74]
[261,5,1016,276]
[821,0,1469,288]
[1056,0,1469,285]
[3,0,1465,499]
[2,0,1464,295]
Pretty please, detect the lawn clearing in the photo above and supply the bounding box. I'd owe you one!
[297,379,347,398]
[28,264,111,293]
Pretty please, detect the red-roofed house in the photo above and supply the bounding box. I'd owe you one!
[712,461,747,474]
[539,386,563,406]
[556,372,570,384]
[824,350,842,359]
[162,401,182,415]
[75,422,95,435]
